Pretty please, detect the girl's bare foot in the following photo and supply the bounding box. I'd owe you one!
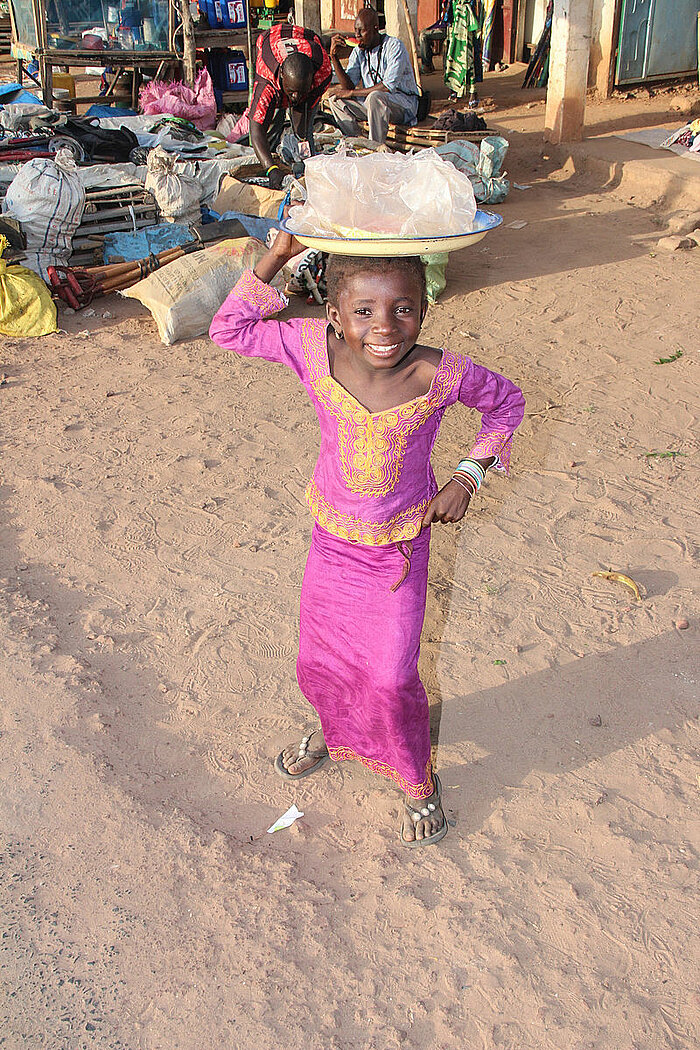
[401,774,447,846]
[274,727,330,780]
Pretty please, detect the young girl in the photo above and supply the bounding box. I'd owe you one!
[209,231,525,846]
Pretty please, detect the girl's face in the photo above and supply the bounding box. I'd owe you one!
[327,269,427,372]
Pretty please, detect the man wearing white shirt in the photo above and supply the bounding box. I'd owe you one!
[327,8,420,144]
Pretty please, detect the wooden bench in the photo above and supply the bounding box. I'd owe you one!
[355,121,497,152]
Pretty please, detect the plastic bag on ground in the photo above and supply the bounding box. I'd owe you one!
[139,68,217,131]
[144,147,202,224]
[435,136,510,204]
[421,251,449,304]
[103,224,192,263]
[2,149,86,279]
[122,237,278,345]
[286,149,477,239]
[0,235,58,337]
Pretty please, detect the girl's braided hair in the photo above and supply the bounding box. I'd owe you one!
[325,255,426,305]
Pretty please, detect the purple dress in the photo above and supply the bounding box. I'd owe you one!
[210,270,525,798]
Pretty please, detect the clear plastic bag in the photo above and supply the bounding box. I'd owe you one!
[286,148,477,239]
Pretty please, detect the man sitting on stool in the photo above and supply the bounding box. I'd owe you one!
[327,8,419,145]
[418,0,451,74]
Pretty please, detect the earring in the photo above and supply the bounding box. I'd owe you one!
[335,327,344,340]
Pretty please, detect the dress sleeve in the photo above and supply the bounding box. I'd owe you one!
[209,269,309,380]
[457,357,525,473]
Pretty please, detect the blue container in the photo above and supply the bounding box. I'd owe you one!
[220,0,246,28]
[203,0,224,27]
[224,49,248,91]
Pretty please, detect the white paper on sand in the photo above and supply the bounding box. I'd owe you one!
[267,804,304,834]
[506,220,528,229]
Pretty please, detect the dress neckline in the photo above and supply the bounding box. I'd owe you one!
[322,325,447,418]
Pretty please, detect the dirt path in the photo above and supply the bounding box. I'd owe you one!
[1,132,699,1048]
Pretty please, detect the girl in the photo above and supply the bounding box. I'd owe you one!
[209,230,524,846]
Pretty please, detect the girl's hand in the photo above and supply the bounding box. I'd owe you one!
[270,227,305,261]
[253,224,305,284]
[421,479,471,529]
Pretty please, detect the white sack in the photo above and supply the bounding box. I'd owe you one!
[144,146,202,224]
[2,149,85,278]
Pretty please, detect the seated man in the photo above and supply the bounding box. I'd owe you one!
[418,0,451,74]
[327,8,419,145]
[249,23,332,188]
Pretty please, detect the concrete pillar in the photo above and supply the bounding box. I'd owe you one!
[295,0,322,35]
[384,0,418,61]
[588,0,617,97]
[544,0,594,143]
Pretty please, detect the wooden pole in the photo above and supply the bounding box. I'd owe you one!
[399,0,423,91]
[178,0,197,88]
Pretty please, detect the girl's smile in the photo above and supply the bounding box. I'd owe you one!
[364,340,403,360]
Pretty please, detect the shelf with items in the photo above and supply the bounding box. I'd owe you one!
[9,0,177,109]
[171,0,255,108]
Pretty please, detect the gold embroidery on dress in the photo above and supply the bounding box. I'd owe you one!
[327,747,434,798]
[305,478,428,545]
[234,269,288,315]
[301,327,467,497]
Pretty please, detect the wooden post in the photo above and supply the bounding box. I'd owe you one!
[179,0,197,88]
[544,0,594,143]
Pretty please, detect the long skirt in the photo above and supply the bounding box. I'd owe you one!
[296,524,434,800]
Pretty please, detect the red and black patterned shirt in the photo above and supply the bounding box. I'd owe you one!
[250,24,332,129]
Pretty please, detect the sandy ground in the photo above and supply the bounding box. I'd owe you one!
[1,68,700,1050]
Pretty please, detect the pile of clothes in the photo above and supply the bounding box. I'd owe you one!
[661,119,700,155]
[432,108,488,133]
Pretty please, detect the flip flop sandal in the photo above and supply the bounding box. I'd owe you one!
[274,728,330,781]
[400,773,448,847]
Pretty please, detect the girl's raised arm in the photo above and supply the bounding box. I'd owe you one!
[209,231,310,376]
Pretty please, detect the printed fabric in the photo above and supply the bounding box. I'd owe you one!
[250,24,332,128]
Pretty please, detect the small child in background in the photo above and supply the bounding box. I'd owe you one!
[210,230,525,846]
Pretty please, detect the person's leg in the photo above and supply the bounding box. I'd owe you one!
[365,92,415,143]
[326,95,367,137]
[418,29,435,73]
[419,27,446,74]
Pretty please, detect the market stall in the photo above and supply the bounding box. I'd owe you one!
[8,0,178,108]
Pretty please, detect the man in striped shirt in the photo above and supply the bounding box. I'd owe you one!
[249,24,332,188]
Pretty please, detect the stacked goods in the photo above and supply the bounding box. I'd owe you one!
[69,185,159,267]
[0,10,11,55]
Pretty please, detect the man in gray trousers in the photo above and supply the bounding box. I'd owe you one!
[326,8,419,145]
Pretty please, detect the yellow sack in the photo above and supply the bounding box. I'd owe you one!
[0,236,58,337]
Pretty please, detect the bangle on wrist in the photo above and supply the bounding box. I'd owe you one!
[266,164,280,175]
[453,458,486,492]
[451,474,476,497]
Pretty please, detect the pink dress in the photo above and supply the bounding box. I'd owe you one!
[210,270,525,798]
